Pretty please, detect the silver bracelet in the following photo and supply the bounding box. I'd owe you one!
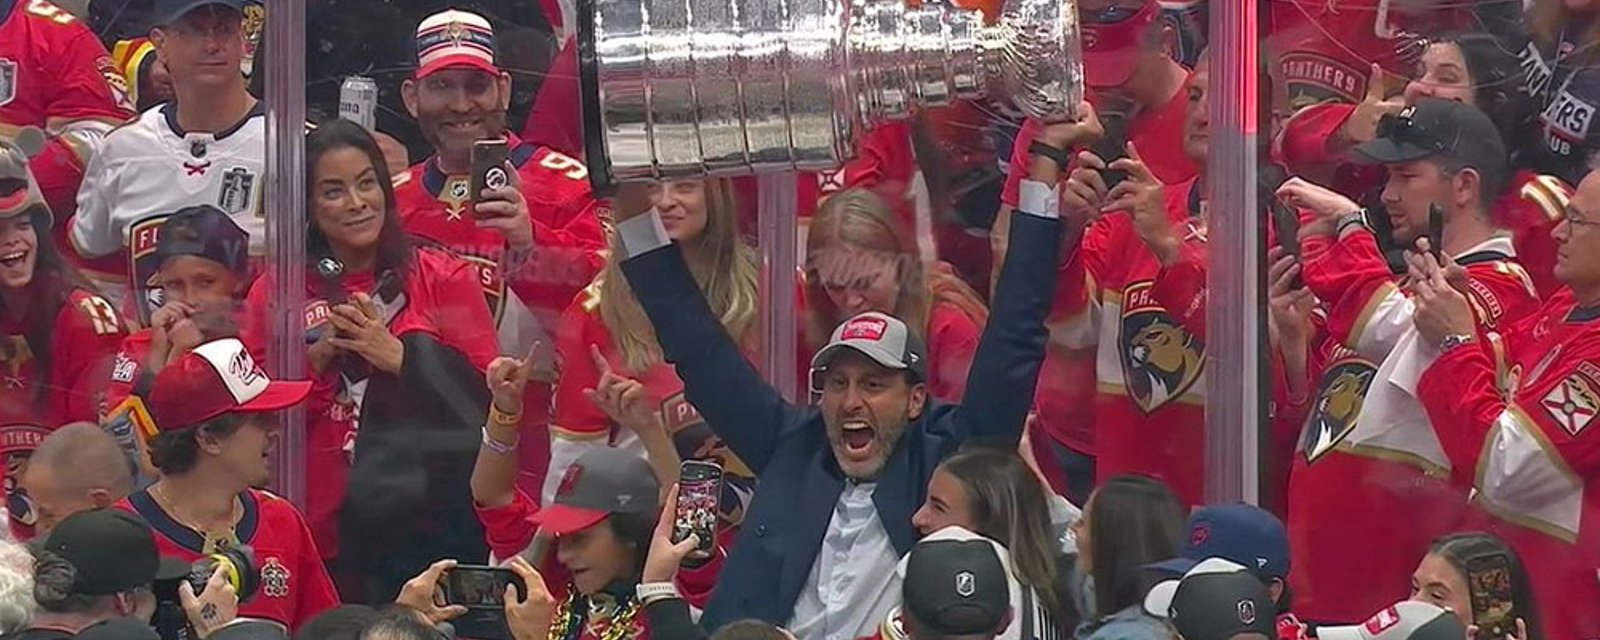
[481,427,519,456]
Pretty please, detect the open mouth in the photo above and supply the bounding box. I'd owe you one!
[0,249,26,269]
[841,420,875,454]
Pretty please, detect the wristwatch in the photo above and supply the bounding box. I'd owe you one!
[1336,208,1371,235]
[635,582,680,605]
[1436,333,1476,354]
[1028,141,1073,170]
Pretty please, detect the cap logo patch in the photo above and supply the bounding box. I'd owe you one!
[1237,600,1256,624]
[1364,607,1402,634]
[1189,522,1211,547]
[842,317,888,341]
[955,571,975,597]
[617,493,632,507]
[228,349,263,387]
[1399,105,1417,120]
[446,20,468,45]
[557,464,583,497]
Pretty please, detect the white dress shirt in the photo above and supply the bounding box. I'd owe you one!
[787,482,901,640]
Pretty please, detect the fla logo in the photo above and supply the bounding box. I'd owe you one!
[1302,349,1375,463]
[1118,281,1203,414]
[128,214,173,325]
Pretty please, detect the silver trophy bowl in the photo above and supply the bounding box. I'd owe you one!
[576,0,1083,189]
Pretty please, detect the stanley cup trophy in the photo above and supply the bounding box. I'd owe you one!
[576,0,1084,190]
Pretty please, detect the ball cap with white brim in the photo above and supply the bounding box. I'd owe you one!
[148,337,313,431]
[1143,557,1277,640]
[810,312,928,387]
[1318,602,1467,640]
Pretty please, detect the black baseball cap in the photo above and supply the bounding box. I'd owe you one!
[535,448,661,536]
[1353,99,1508,180]
[154,0,245,25]
[1144,558,1277,640]
[155,205,251,277]
[901,527,1012,636]
[74,619,163,640]
[42,509,189,595]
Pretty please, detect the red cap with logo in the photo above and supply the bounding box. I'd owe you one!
[1080,0,1160,88]
[147,338,312,431]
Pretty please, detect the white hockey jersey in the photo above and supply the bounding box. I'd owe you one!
[70,101,265,316]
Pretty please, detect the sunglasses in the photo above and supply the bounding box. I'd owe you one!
[1375,111,1452,155]
[1080,3,1143,25]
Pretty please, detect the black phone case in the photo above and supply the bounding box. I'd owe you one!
[470,140,511,206]
[1428,203,1445,262]
[676,460,724,555]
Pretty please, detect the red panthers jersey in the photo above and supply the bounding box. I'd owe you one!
[118,488,339,631]
[0,0,133,214]
[0,288,123,540]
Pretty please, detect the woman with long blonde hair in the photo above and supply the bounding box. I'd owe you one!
[549,178,762,560]
[805,187,988,401]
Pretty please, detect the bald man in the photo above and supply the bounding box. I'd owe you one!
[22,423,136,536]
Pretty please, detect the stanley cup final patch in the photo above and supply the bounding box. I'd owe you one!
[0,59,16,107]
[218,167,259,215]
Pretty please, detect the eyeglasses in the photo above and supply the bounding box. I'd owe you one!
[1375,112,1451,155]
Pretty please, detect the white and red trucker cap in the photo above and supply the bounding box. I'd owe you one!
[810,312,929,386]
[414,9,499,79]
[148,338,312,431]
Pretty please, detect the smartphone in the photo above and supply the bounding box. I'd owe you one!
[444,566,526,610]
[1465,553,1517,637]
[1088,112,1130,190]
[675,459,724,559]
[1427,203,1445,263]
[470,138,511,209]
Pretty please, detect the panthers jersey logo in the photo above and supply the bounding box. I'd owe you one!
[1118,282,1204,414]
[0,336,32,381]
[261,557,290,599]
[1302,354,1376,463]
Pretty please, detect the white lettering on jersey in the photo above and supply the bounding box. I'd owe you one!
[1541,89,1596,142]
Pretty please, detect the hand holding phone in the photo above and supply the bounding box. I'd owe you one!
[674,460,724,561]
[444,565,527,610]
[471,138,511,211]
[1466,553,1518,638]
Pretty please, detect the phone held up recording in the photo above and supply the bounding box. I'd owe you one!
[471,138,511,212]
[675,459,724,561]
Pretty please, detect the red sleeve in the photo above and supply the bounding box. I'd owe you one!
[845,122,916,193]
[104,334,142,409]
[507,153,606,319]
[425,253,500,372]
[1050,217,1118,332]
[292,508,340,629]
[926,305,980,402]
[32,26,134,217]
[1277,103,1355,175]
[518,40,583,158]
[56,292,126,422]
[1458,261,1541,332]
[474,488,541,561]
[673,526,735,607]
[1500,174,1571,298]
[1000,119,1042,208]
[552,294,612,441]
[1150,239,1208,342]
[1297,228,1400,350]
[240,276,274,364]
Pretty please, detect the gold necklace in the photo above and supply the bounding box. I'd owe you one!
[547,589,641,640]
[151,484,242,554]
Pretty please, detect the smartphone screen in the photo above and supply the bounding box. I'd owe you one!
[1089,112,1130,189]
[1466,554,1516,637]
[470,138,511,209]
[675,460,724,558]
[445,566,525,610]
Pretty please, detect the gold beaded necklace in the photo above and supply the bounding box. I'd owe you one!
[547,589,642,640]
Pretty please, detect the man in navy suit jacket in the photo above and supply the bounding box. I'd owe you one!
[603,106,1108,638]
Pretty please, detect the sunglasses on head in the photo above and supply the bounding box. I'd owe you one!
[1375,112,1451,155]
[1080,3,1142,25]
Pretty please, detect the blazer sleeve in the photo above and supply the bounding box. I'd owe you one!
[621,244,815,475]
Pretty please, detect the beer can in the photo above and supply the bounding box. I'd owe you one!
[340,75,379,131]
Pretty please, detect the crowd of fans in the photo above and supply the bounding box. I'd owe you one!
[0,0,1597,638]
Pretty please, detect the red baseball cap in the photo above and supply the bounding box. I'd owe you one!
[1080,0,1160,88]
[148,338,312,431]
[414,9,499,79]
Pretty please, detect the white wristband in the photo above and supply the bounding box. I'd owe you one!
[635,582,679,604]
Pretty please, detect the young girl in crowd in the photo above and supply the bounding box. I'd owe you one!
[1410,532,1544,640]
[551,178,762,530]
[804,187,987,402]
[892,446,1080,640]
[1070,475,1184,640]
[0,144,125,540]
[243,119,499,593]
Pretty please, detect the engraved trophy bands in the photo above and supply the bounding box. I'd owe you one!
[576,0,1083,189]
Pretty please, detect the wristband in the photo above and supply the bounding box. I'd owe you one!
[1028,141,1072,170]
[1436,333,1476,354]
[635,582,679,605]
[489,406,521,428]
[481,427,519,456]
[1336,208,1370,235]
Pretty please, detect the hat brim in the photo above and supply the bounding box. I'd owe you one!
[810,342,910,374]
[154,557,191,584]
[533,504,609,537]
[1314,625,1367,640]
[1145,557,1199,578]
[417,57,502,80]
[1141,578,1180,618]
[1352,137,1435,165]
[1085,52,1141,88]
[236,380,313,413]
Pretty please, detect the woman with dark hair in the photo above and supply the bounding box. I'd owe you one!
[895,446,1081,640]
[242,119,499,598]
[1068,475,1183,640]
[1410,532,1543,640]
[0,144,126,541]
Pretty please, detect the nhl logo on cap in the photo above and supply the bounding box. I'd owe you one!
[842,317,888,341]
[1237,600,1257,625]
[955,571,975,597]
